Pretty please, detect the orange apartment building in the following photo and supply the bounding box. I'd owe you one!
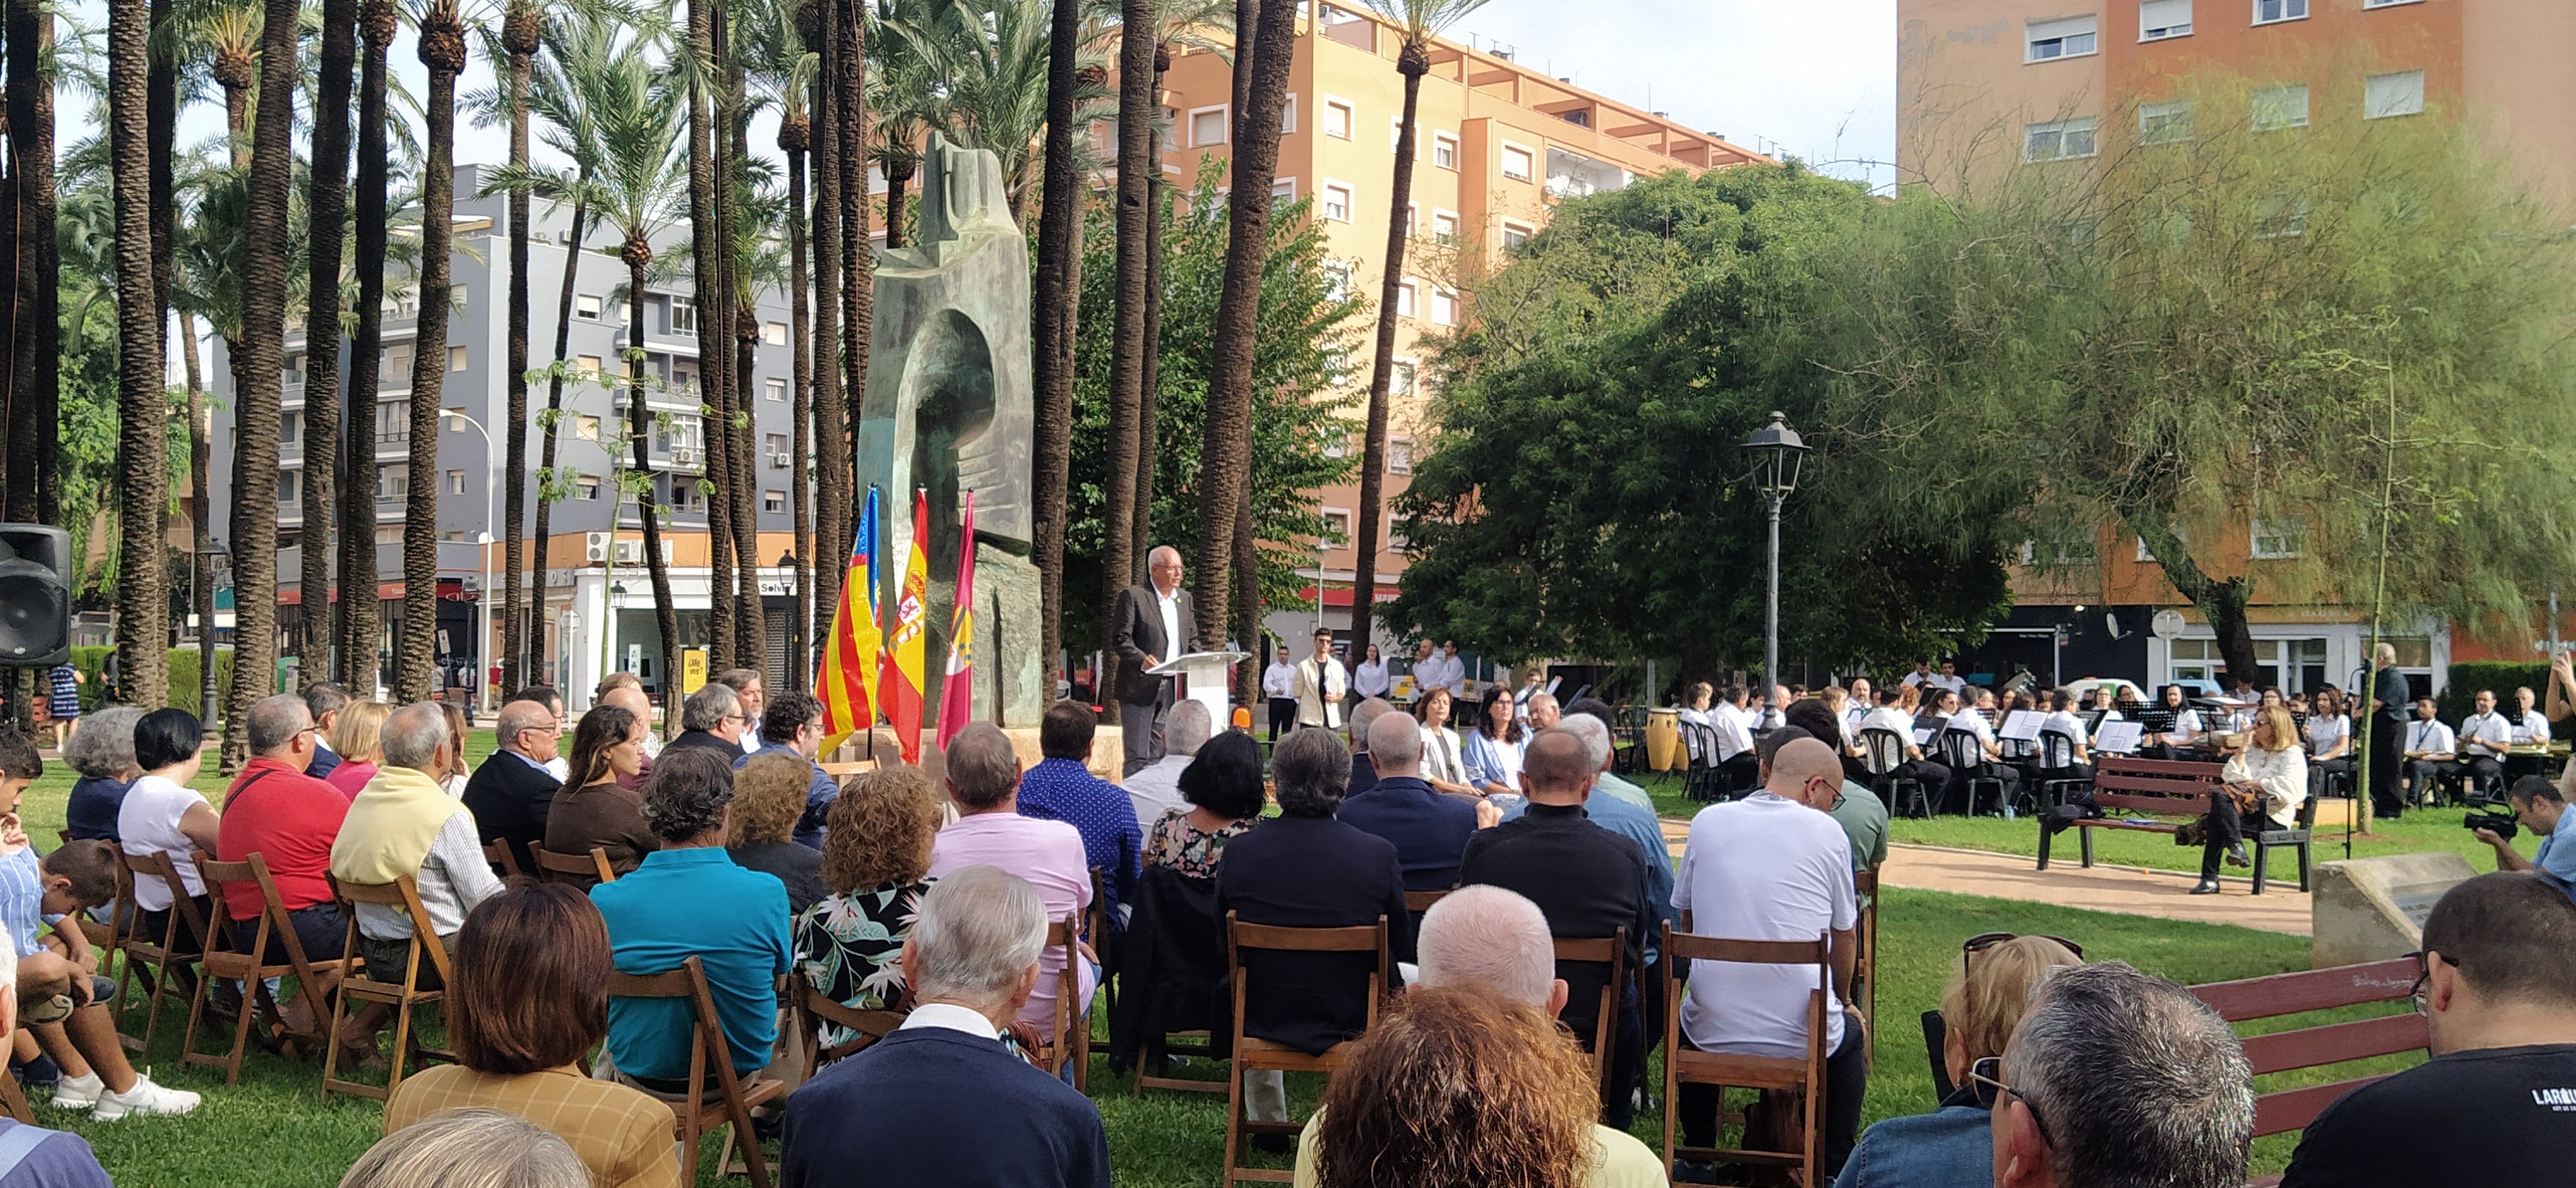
[1142,5,1765,655]
[1897,0,2576,694]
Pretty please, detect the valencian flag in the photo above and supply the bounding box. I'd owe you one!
[815,486,882,749]
[934,491,979,752]
[880,488,931,764]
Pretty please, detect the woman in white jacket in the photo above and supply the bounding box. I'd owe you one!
[2194,705,2307,895]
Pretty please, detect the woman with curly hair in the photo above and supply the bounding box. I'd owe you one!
[729,752,827,911]
[793,765,944,1048]
[1295,986,1663,1188]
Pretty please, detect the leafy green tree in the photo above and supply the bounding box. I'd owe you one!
[1388,164,2019,682]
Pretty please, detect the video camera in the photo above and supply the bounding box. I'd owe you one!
[2465,809,2519,841]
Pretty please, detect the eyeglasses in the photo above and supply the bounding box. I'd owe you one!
[1963,932,2083,975]
[2404,949,2459,1011]
[1966,1057,2054,1147]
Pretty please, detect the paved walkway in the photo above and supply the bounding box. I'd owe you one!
[1657,820,2311,935]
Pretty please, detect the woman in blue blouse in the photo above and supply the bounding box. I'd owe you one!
[1458,686,1527,800]
[62,706,144,842]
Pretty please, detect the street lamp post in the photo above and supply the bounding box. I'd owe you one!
[439,408,502,718]
[1740,411,1810,704]
[197,541,229,727]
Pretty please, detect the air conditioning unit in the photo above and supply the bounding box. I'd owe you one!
[769,452,790,468]
[584,532,611,562]
[613,539,644,564]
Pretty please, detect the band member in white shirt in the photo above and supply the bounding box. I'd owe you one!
[2304,685,2354,800]
[1929,660,1966,696]
[2458,689,2514,798]
[1941,687,2023,814]
[2506,685,2554,781]
[1711,686,1759,790]
[1857,685,1949,809]
[1261,646,1298,742]
[2401,698,2463,807]
[2140,684,2204,760]
[1900,661,1935,690]
[1350,644,1390,708]
[1678,682,1715,729]
[1292,629,1349,730]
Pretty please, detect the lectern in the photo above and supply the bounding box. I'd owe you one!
[1146,651,1251,732]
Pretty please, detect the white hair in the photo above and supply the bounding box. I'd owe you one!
[1367,710,1423,773]
[1417,885,1556,1008]
[1164,700,1213,758]
[908,865,1049,1010]
[1558,713,1613,771]
[381,702,451,771]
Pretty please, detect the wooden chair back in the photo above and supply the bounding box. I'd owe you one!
[530,844,617,885]
[795,979,905,1067]
[482,839,523,879]
[1034,917,1092,1091]
[606,955,788,1188]
[1222,912,1390,1186]
[113,850,199,1055]
[1660,925,1833,1187]
[1853,867,1880,1062]
[321,874,456,1101]
[185,850,352,1082]
[1552,928,1627,1093]
[1403,888,1450,914]
[2189,957,2427,1139]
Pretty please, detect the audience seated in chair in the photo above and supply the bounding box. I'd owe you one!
[1459,730,1657,1128]
[1337,711,1490,894]
[341,1106,589,1188]
[458,698,565,876]
[1780,703,1891,877]
[215,695,360,1048]
[2280,872,2576,1187]
[779,865,1112,1188]
[1990,963,2252,1188]
[795,765,944,1051]
[383,883,681,1188]
[926,723,1098,1036]
[1835,934,2079,1188]
[1341,698,1396,798]
[728,754,829,913]
[590,748,791,1096]
[120,709,222,982]
[300,683,352,785]
[321,702,392,801]
[0,923,120,1185]
[330,704,505,1001]
[1124,700,1214,829]
[543,705,658,883]
[1142,731,1266,883]
[1014,701,1143,933]
[61,706,144,845]
[731,690,840,848]
[659,683,750,762]
[1526,711,1676,934]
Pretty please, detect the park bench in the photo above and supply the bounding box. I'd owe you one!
[2035,754,2316,894]
[2188,957,2428,1187]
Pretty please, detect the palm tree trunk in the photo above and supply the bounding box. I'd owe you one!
[1098,0,1157,720]
[301,0,357,684]
[397,5,468,705]
[6,0,59,524]
[108,0,169,710]
[882,157,912,250]
[225,0,304,768]
[726,46,764,669]
[1132,69,1166,572]
[1195,0,1298,685]
[688,0,732,674]
[147,0,175,329]
[182,314,210,705]
[628,258,681,737]
[341,0,395,691]
[1031,0,1083,692]
[808,27,846,678]
[1352,50,1425,655]
[783,124,811,689]
[835,0,867,504]
[500,0,539,691]
[529,198,586,696]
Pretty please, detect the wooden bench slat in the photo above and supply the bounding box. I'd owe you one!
[2190,958,2418,1022]
[2251,1075,2393,1138]
[2091,778,2213,798]
[2239,1012,2429,1077]
[2099,756,2228,778]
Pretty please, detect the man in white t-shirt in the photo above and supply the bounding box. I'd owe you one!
[1855,687,1949,806]
[1711,687,1759,784]
[2402,698,2461,807]
[1929,660,1966,696]
[1942,688,2023,815]
[1671,738,1864,1179]
[2458,689,2514,798]
[1261,646,1298,742]
[1900,661,1935,689]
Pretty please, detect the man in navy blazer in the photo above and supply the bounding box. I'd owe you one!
[780,865,1112,1188]
[1334,711,1487,892]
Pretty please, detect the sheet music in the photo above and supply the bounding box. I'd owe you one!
[2094,721,2144,753]
[2000,711,2044,742]
[1912,727,1935,746]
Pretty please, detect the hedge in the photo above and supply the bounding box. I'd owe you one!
[2434,660,2571,740]
[67,645,236,715]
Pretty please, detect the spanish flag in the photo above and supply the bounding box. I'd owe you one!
[880,488,931,764]
[815,486,882,749]
[934,491,978,753]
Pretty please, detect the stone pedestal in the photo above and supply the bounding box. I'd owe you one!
[827,724,1126,787]
[2311,852,2477,968]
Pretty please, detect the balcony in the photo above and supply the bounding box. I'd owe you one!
[1544,147,1627,201]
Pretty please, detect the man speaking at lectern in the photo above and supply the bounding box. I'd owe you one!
[1112,546,1200,776]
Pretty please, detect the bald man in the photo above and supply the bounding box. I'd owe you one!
[1671,736,1867,1178]
[1110,545,1199,776]
[1457,727,1657,1127]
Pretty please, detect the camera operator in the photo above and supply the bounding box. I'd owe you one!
[2470,776,2576,883]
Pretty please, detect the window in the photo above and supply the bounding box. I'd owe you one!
[281,412,299,445]
[1280,94,1298,135]
[2136,536,2155,562]
[2169,637,2220,686]
[2139,99,2193,143]
[2254,195,2309,238]
[2253,0,2305,23]
[668,296,696,336]
[616,301,630,325]
[575,474,601,501]
[1430,210,1458,245]
[2025,15,2098,61]
[444,406,466,432]
[1429,289,1459,326]
[2139,0,2191,39]
[1321,510,1352,541]
[2023,117,2098,161]
[1499,144,1534,182]
[1432,132,1458,170]
[380,342,413,387]
[763,321,787,345]
[2253,84,2309,130]
[376,464,408,503]
[375,400,409,445]
[1323,98,1353,140]
[446,469,466,495]
[1396,280,1417,318]
[1273,178,1298,206]
[1323,262,1352,303]
[1388,438,1413,474]
[374,526,402,547]
[277,469,299,504]
[1320,181,1352,222]
[2363,0,2419,6]
[2251,517,2304,559]
[1190,106,1228,147]
[1390,359,1416,396]
[576,355,604,379]
[765,377,786,402]
[576,414,601,441]
[576,294,603,320]
[283,355,303,387]
[2365,70,2424,119]
[1323,432,1348,459]
[449,345,467,372]
[1500,221,1532,251]
[763,490,785,514]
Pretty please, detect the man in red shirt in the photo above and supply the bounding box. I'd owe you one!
[217,694,358,1039]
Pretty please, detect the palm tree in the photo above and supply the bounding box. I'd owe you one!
[1095,0,1156,718]
[339,0,398,689]
[109,0,171,709]
[395,0,472,704]
[3,0,57,532]
[746,0,813,684]
[222,0,303,767]
[202,0,259,168]
[834,0,870,552]
[1348,0,1483,650]
[497,0,540,688]
[1193,0,1297,674]
[863,0,943,249]
[682,0,739,675]
[1030,0,1083,707]
[300,0,359,682]
[724,178,777,667]
[807,0,848,682]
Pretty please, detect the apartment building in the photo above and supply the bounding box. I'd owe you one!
[1898,0,2576,693]
[209,164,811,706]
[1144,5,1765,653]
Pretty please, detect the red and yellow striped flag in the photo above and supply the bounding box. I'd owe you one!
[815,486,882,749]
[879,488,931,764]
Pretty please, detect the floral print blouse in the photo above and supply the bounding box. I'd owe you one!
[1144,808,1258,881]
[794,879,933,1049]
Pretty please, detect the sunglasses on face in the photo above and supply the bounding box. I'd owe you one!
[1962,932,2083,975]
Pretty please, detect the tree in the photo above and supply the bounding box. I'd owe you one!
[1345,0,1485,650]
[1827,87,2576,688]
[807,0,846,693]
[395,0,471,705]
[6,0,63,531]
[685,0,735,673]
[746,0,814,684]
[1029,0,1084,709]
[496,0,540,689]
[108,0,170,709]
[300,0,358,682]
[1096,0,1153,719]
[1387,165,2018,680]
[340,0,399,688]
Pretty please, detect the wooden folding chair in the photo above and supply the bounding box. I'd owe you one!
[1027,916,1092,1091]
[529,844,616,885]
[1222,912,1390,1186]
[607,955,789,1188]
[482,839,523,879]
[1554,928,1628,1095]
[1660,925,1832,1187]
[322,875,456,1102]
[794,979,905,1069]
[113,851,203,1055]
[1853,868,1881,1063]
[1088,867,1114,1021]
[0,1071,30,1124]
[185,851,355,1083]
[1402,888,1450,914]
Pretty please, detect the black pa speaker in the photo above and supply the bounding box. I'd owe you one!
[0,525,70,667]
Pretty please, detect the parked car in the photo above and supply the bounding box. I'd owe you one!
[2062,676,2148,704]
